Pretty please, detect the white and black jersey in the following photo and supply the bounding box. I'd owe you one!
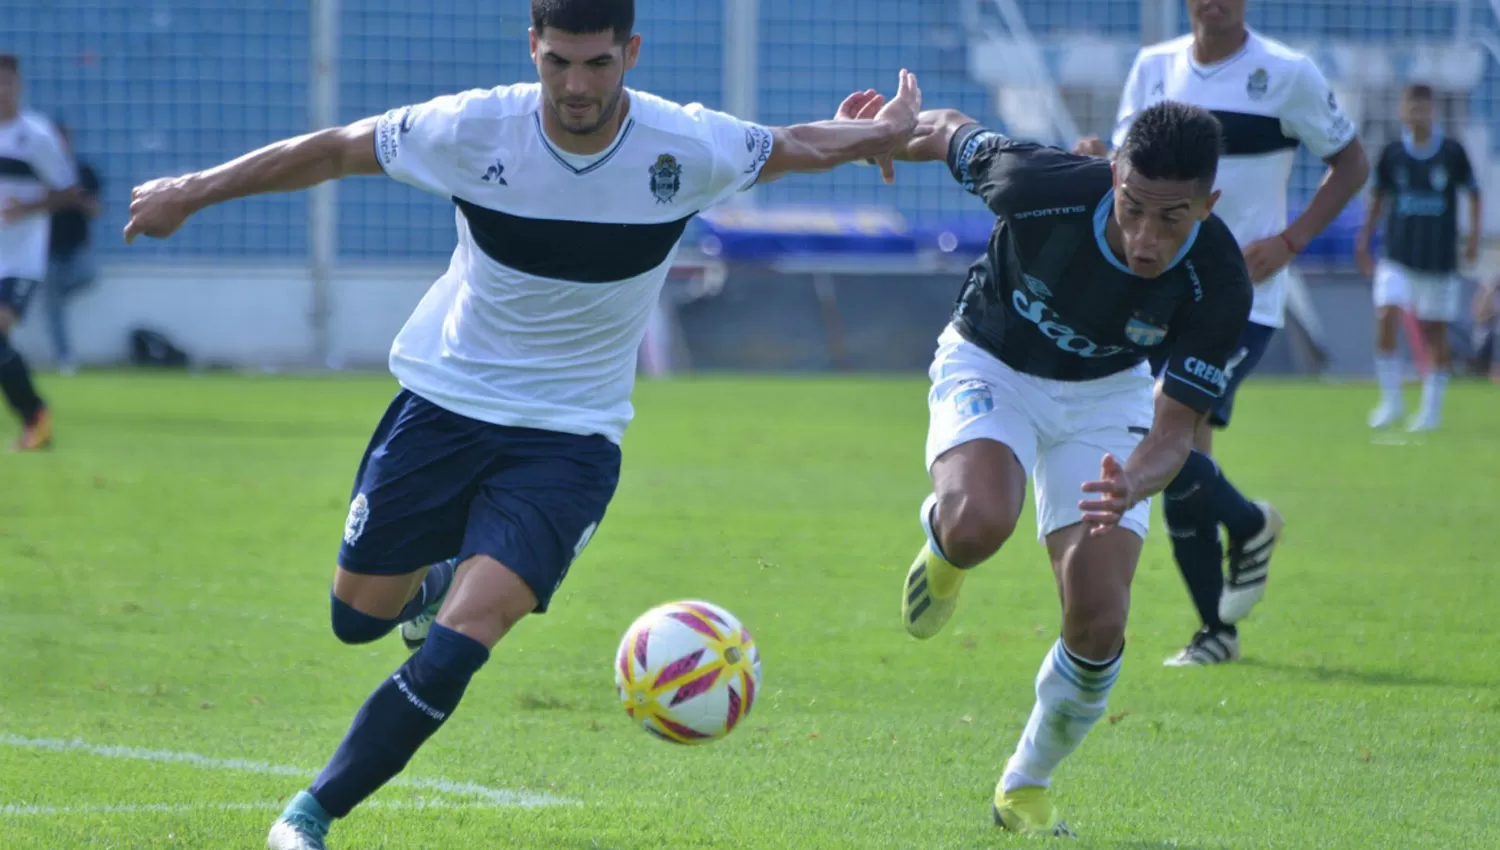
[0,110,77,282]
[1374,134,1476,274]
[1113,30,1358,329]
[373,84,774,444]
[947,126,1253,415]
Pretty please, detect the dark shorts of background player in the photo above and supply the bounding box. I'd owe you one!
[338,389,622,613]
[0,277,41,318]
[1151,321,1277,429]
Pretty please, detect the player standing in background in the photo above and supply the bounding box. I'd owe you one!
[1357,83,1482,432]
[1077,0,1370,666]
[122,1,920,847]
[44,121,103,376]
[0,54,79,451]
[852,92,1251,835]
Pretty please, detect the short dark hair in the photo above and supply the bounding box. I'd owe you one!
[1115,100,1223,192]
[1404,82,1435,101]
[531,0,634,43]
[0,55,18,74]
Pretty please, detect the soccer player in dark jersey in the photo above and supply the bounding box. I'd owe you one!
[1358,83,1481,432]
[843,94,1252,836]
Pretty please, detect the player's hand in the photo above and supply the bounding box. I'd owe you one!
[834,89,897,179]
[1072,136,1108,157]
[123,176,197,243]
[1242,235,1295,284]
[835,89,884,122]
[1354,239,1375,279]
[1079,453,1137,537]
[871,69,922,185]
[0,197,26,225]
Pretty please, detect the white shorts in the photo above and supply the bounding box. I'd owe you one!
[925,325,1155,542]
[1373,259,1463,322]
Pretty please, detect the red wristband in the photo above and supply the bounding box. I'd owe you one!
[1279,232,1302,255]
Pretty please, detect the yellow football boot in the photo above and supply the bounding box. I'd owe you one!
[901,543,967,639]
[993,785,1075,838]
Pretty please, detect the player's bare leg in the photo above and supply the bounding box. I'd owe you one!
[268,555,525,850]
[993,522,1138,837]
[1370,305,1406,428]
[0,305,51,451]
[903,438,1026,639]
[1409,319,1450,431]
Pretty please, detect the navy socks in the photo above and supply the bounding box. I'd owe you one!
[308,623,490,817]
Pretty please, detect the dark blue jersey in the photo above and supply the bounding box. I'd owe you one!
[1375,136,1476,273]
[945,125,1253,415]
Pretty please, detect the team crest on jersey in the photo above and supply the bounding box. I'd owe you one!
[951,379,995,418]
[1022,273,1053,299]
[1430,164,1448,191]
[1246,68,1269,100]
[650,154,682,203]
[1124,315,1168,347]
[1394,166,1409,189]
[344,493,369,545]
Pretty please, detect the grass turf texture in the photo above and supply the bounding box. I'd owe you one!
[3,373,1498,850]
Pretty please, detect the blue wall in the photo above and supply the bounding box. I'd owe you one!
[5,0,1493,259]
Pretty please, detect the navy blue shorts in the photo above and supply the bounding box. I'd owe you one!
[338,389,622,613]
[0,277,40,319]
[1151,321,1276,429]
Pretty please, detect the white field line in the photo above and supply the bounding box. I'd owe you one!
[0,734,573,811]
[2,800,504,816]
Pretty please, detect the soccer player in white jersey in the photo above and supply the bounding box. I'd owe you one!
[122,2,919,848]
[1077,0,1369,666]
[0,54,79,451]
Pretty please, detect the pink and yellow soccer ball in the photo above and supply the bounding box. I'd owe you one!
[614,600,762,744]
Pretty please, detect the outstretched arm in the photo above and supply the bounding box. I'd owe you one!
[756,69,922,184]
[124,118,381,243]
[887,109,983,164]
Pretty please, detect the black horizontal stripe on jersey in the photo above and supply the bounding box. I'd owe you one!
[0,157,39,180]
[1209,110,1299,156]
[454,197,693,283]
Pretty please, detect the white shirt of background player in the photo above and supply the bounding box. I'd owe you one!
[1111,30,1361,330]
[0,110,77,282]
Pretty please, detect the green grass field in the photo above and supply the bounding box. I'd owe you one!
[3,373,1498,849]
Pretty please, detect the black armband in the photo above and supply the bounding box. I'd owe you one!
[946,123,999,192]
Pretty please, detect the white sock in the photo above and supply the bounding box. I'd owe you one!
[1374,354,1403,406]
[918,493,947,561]
[1420,371,1448,417]
[1001,639,1121,792]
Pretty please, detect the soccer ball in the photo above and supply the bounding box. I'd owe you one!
[614,600,761,744]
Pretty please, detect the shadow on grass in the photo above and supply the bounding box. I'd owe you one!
[1237,656,1473,689]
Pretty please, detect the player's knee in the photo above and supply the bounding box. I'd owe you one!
[329,593,399,645]
[935,490,1016,566]
[434,555,538,649]
[1163,450,1215,529]
[1061,610,1127,662]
